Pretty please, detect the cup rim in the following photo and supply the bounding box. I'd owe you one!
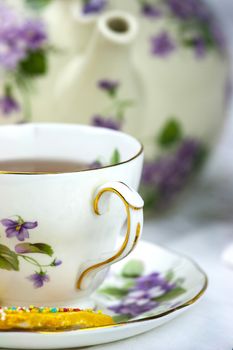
[0,123,144,175]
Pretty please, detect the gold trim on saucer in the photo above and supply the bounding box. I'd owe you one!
[0,247,208,334]
[39,260,208,334]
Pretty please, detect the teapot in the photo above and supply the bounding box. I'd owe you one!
[30,5,143,141]
[30,1,230,156]
[0,0,230,210]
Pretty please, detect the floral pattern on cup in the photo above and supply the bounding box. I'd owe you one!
[0,216,62,288]
[98,259,186,322]
[1,217,38,241]
[90,148,121,170]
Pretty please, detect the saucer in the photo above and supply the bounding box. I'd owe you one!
[0,240,208,349]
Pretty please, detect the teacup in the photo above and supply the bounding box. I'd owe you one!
[0,123,144,307]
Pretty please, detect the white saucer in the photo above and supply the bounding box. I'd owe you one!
[0,240,208,349]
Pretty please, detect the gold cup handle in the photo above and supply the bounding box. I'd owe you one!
[77,181,144,290]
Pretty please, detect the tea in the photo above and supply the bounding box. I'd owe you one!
[0,159,89,173]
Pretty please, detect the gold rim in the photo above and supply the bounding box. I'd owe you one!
[66,258,208,332]
[60,254,208,332]
[2,251,207,334]
[0,145,143,176]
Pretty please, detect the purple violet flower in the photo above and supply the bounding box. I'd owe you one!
[133,272,175,293]
[0,4,25,69]
[151,31,175,57]
[0,3,47,70]
[1,217,38,241]
[92,115,121,130]
[109,297,157,317]
[193,37,206,57]
[141,3,161,19]
[89,160,102,169]
[28,271,49,288]
[0,46,26,70]
[108,270,177,317]
[0,95,19,115]
[175,139,201,170]
[0,32,26,70]
[82,0,106,15]
[98,79,119,95]
[52,258,62,267]
[142,139,203,204]
[166,0,209,20]
[20,19,47,50]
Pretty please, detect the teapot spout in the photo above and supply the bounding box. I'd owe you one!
[54,10,140,125]
[71,2,101,53]
[86,10,138,65]
[98,10,138,45]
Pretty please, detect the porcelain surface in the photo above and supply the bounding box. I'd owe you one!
[0,239,208,349]
[0,123,143,307]
[0,0,230,211]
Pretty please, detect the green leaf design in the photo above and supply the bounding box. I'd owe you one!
[121,260,145,278]
[175,277,185,285]
[116,99,134,120]
[25,0,52,10]
[15,243,54,257]
[0,244,19,271]
[122,280,135,289]
[154,286,186,302]
[113,314,131,323]
[193,146,208,171]
[110,149,121,165]
[19,50,47,77]
[98,286,129,299]
[157,119,182,148]
[165,270,175,282]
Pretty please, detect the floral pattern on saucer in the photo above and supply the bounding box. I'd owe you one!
[97,259,186,322]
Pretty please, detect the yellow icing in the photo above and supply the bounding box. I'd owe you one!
[0,309,115,331]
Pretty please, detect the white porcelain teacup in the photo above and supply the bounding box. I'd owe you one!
[0,123,144,307]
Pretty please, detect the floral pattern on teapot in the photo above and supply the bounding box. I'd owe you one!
[25,0,225,58]
[0,2,51,119]
[139,0,225,58]
[91,105,207,210]
[78,0,225,58]
[91,79,134,130]
[0,215,62,288]
[141,123,207,210]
